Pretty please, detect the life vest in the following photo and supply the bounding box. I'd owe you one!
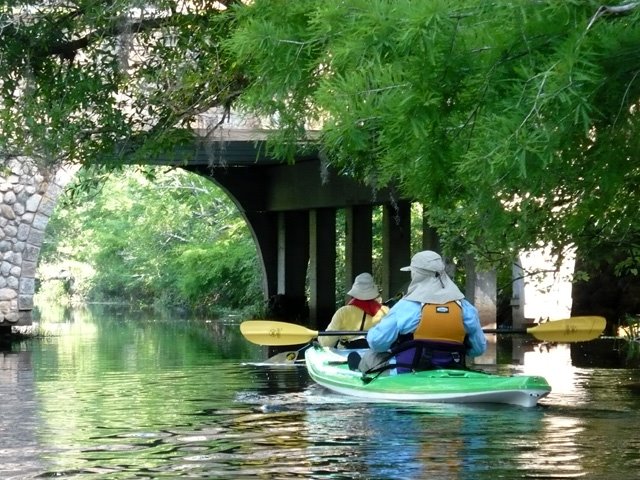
[394,301,467,372]
[413,302,465,343]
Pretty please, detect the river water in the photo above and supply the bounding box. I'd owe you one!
[1,305,640,479]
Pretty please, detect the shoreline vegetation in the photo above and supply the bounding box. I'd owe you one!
[37,167,266,318]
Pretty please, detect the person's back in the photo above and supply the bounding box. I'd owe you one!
[318,273,388,349]
[355,251,487,374]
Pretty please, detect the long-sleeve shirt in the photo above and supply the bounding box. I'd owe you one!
[318,304,389,347]
[365,298,487,357]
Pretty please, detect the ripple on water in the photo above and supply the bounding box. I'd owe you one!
[4,319,640,479]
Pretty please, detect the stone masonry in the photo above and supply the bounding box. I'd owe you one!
[0,158,75,326]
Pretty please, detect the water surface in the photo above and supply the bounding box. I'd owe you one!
[1,305,639,479]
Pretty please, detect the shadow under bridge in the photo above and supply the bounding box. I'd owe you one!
[147,129,422,330]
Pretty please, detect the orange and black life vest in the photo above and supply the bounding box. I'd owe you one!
[394,301,467,371]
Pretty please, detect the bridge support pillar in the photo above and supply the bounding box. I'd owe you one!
[275,211,309,320]
[243,210,278,300]
[464,256,497,327]
[422,222,441,253]
[0,159,76,327]
[344,205,373,301]
[309,208,336,330]
[382,201,412,300]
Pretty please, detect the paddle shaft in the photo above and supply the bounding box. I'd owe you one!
[483,328,531,334]
[310,328,538,336]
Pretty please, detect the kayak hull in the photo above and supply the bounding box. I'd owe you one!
[305,346,551,408]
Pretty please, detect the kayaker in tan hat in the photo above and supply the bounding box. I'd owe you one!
[353,251,486,375]
[319,272,389,349]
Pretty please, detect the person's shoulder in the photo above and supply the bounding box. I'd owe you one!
[334,304,360,315]
[335,303,359,310]
[396,297,421,308]
[459,298,480,317]
[342,304,361,311]
[459,298,477,308]
[386,298,421,315]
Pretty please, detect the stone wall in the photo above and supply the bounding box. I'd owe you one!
[0,158,75,325]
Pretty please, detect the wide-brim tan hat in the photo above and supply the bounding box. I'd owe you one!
[400,250,445,274]
[347,273,380,300]
[401,251,464,304]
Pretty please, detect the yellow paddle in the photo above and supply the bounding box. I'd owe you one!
[483,316,607,342]
[240,316,606,346]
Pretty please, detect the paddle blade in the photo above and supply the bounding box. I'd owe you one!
[527,316,606,342]
[240,320,319,346]
[264,351,301,364]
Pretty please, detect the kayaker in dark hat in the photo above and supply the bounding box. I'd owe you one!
[319,273,389,349]
[353,251,487,375]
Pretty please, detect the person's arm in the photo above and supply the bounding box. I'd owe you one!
[366,300,422,352]
[460,299,487,357]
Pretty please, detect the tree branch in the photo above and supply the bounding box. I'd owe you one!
[587,2,639,30]
[45,13,209,60]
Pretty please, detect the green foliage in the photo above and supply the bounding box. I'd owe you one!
[5,0,640,293]
[229,0,640,273]
[172,240,262,310]
[0,1,243,169]
[39,166,263,313]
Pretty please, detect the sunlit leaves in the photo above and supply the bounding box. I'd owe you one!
[5,0,640,278]
[0,0,241,167]
[230,0,640,272]
[41,166,262,312]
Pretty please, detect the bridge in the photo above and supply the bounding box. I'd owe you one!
[0,128,498,332]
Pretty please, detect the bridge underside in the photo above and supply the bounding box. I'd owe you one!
[144,131,495,330]
[184,157,416,330]
[129,131,418,328]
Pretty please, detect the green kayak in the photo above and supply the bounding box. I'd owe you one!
[305,345,551,408]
